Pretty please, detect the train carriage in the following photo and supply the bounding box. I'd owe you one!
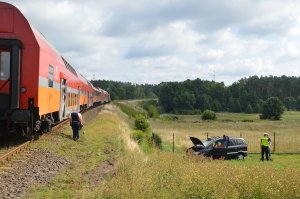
[0,2,110,136]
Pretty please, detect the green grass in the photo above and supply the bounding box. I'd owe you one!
[229,154,300,170]
[25,107,124,199]
[97,152,300,199]
[113,101,146,118]
[24,101,300,199]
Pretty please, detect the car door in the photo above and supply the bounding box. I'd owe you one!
[211,139,228,158]
[226,139,238,159]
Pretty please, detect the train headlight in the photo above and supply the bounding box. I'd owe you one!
[21,87,27,93]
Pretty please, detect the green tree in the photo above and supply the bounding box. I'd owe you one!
[296,97,300,111]
[284,97,296,110]
[260,97,284,120]
[232,99,242,113]
[245,104,253,114]
[212,99,222,112]
[178,91,196,110]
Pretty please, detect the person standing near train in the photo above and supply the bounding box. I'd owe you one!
[70,111,83,141]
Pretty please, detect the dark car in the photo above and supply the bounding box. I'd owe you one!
[187,136,248,160]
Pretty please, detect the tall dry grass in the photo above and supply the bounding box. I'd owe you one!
[98,152,300,198]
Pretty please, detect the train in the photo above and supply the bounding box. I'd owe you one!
[0,2,110,137]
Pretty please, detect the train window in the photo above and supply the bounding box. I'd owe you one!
[67,93,70,107]
[0,51,10,80]
[72,93,73,106]
[48,65,54,87]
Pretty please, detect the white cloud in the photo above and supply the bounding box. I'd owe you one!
[2,0,300,85]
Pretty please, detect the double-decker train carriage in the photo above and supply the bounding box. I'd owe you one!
[0,2,110,137]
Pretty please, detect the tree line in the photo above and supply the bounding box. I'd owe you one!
[92,75,300,113]
[91,80,158,100]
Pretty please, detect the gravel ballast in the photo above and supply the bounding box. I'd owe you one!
[0,150,69,199]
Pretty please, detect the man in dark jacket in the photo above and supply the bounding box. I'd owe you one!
[70,112,83,141]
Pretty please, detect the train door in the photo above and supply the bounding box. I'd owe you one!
[0,39,21,133]
[0,48,11,112]
[77,86,80,111]
[87,91,89,107]
[0,40,21,111]
[59,78,67,120]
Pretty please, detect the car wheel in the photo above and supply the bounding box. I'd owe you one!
[237,153,244,160]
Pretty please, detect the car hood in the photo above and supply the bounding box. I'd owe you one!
[190,137,204,146]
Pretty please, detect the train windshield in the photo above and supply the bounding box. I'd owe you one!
[0,50,10,94]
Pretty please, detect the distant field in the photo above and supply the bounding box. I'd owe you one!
[150,111,300,153]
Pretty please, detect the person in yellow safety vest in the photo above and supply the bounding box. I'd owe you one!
[261,133,270,161]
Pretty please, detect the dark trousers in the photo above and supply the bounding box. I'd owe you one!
[267,147,272,160]
[71,121,80,140]
[261,146,269,161]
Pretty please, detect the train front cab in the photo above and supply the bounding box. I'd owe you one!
[0,39,28,134]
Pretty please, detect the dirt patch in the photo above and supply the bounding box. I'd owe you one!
[0,149,69,199]
[88,159,115,188]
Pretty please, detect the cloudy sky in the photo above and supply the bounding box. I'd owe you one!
[3,0,300,85]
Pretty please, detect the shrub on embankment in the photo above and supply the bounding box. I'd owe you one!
[139,99,160,119]
[98,153,300,198]
[114,102,162,152]
[132,114,162,153]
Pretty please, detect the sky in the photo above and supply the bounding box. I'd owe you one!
[3,0,300,85]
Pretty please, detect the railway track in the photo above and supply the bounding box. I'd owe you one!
[0,119,69,173]
[0,105,103,171]
[0,119,69,170]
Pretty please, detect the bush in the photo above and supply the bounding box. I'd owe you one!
[260,97,284,120]
[140,100,160,118]
[201,110,217,120]
[152,132,162,149]
[131,130,146,144]
[140,137,153,154]
[134,114,150,132]
[147,105,159,118]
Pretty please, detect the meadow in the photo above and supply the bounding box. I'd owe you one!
[24,103,300,199]
[150,111,300,153]
[98,152,300,198]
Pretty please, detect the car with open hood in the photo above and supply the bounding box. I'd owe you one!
[187,136,248,160]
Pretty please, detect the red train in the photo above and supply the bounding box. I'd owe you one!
[0,2,110,136]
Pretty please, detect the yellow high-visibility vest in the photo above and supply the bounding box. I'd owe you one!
[261,137,269,147]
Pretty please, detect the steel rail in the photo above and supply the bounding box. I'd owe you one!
[0,104,104,167]
[0,141,31,164]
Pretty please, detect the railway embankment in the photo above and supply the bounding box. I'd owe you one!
[0,104,128,199]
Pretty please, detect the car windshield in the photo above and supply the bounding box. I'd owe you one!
[202,140,213,147]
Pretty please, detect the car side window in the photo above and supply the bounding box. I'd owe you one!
[214,139,227,148]
[228,139,235,146]
[236,139,245,145]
